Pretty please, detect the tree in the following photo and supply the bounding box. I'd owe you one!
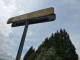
[35,47,63,60]
[24,29,79,60]
[23,46,35,60]
[51,29,79,60]
[26,52,35,60]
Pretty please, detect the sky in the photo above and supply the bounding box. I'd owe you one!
[0,0,80,60]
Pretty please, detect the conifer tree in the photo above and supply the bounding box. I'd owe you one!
[35,47,63,60]
[52,29,79,60]
[23,46,35,60]
[24,29,79,60]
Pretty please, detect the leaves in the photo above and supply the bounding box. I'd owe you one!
[23,46,35,60]
[35,47,63,60]
[23,29,79,60]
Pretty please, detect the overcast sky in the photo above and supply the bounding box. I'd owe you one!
[0,0,80,60]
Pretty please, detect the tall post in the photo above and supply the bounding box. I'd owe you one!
[15,20,29,60]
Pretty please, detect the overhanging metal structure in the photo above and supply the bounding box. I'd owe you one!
[12,14,56,27]
[7,7,54,24]
[7,7,56,60]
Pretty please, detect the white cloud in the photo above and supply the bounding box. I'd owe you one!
[0,0,80,60]
[74,41,80,49]
[0,48,15,60]
[0,0,17,60]
[27,31,33,36]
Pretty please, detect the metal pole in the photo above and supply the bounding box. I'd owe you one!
[15,20,29,60]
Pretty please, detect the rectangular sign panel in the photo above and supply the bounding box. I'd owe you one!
[11,14,56,27]
[7,7,54,24]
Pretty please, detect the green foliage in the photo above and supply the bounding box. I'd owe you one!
[52,29,79,60]
[32,37,49,60]
[23,46,35,60]
[35,47,63,60]
[26,52,35,60]
[23,29,79,60]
